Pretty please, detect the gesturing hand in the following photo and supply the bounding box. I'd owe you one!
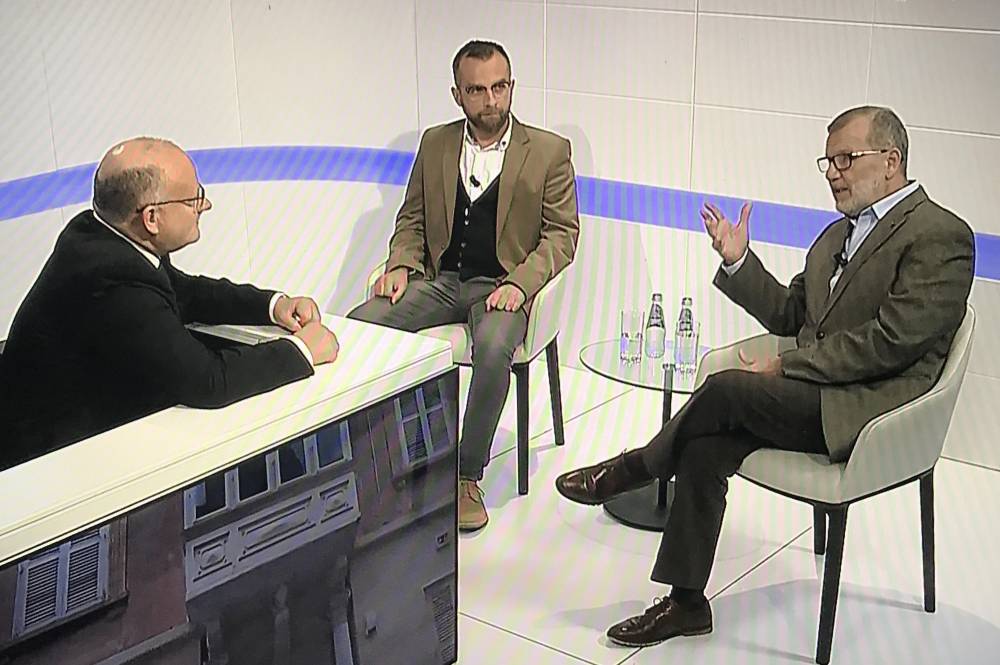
[273,295,321,332]
[485,284,526,312]
[701,201,751,266]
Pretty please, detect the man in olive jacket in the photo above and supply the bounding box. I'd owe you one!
[555,105,974,647]
[349,40,579,531]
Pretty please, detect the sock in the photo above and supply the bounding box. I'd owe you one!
[623,449,653,481]
[670,586,707,607]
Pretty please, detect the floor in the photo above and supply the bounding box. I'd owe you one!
[450,362,1000,665]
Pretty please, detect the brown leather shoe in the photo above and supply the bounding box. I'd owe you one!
[458,479,488,531]
[607,596,712,647]
[554,452,652,505]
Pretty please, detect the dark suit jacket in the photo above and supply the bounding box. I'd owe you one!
[715,186,975,462]
[0,211,313,470]
[386,117,580,311]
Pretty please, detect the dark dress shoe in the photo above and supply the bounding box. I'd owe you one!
[554,453,652,505]
[607,596,712,647]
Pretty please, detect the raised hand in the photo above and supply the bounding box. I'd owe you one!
[701,201,751,266]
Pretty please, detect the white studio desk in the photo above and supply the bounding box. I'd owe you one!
[0,314,460,665]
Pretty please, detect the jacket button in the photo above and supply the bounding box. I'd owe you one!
[817,331,826,340]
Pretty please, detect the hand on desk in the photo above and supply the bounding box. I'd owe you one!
[738,348,781,375]
[295,321,340,365]
[274,295,321,331]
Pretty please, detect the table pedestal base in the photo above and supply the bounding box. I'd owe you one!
[602,479,675,532]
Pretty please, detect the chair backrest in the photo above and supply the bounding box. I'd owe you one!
[840,304,976,498]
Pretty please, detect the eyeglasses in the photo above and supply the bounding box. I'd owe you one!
[136,183,206,213]
[816,150,889,173]
[462,80,511,100]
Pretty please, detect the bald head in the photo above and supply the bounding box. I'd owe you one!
[93,137,189,225]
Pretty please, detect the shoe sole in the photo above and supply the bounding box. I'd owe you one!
[459,517,488,532]
[607,624,712,648]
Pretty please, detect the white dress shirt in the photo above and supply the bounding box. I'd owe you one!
[459,118,512,202]
[722,180,921,297]
[93,210,312,364]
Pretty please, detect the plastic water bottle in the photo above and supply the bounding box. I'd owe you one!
[674,296,697,372]
[644,293,666,358]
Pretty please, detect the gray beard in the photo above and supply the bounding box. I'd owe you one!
[470,109,509,136]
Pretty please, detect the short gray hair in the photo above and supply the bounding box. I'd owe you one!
[93,164,163,224]
[828,105,908,175]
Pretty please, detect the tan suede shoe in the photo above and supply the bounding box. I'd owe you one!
[459,479,488,531]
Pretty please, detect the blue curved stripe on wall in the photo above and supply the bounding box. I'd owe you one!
[1,145,997,280]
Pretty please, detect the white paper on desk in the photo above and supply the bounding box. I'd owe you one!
[186,322,290,346]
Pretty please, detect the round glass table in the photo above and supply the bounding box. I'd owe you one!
[578,339,699,531]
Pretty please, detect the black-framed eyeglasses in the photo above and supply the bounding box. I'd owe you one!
[136,183,206,213]
[463,80,511,100]
[816,150,889,173]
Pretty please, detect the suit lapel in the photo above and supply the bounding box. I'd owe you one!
[820,187,927,322]
[497,119,529,239]
[442,123,462,239]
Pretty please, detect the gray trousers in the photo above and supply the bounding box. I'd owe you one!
[347,271,527,480]
[642,369,828,590]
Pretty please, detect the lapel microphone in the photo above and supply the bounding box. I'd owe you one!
[469,174,481,188]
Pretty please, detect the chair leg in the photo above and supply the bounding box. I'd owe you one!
[813,506,827,555]
[816,506,848,665]
[545,339,566,446]
[920,471,936,613]
[514,363,530,495]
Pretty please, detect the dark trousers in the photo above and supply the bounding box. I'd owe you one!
[641,369,828,590]
[347,271,527,481]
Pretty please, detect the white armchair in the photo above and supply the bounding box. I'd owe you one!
[365,263,568,495]
[693,304,975,665]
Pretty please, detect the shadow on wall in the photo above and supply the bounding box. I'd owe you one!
[324,131,419,316]
[550,124,653,370]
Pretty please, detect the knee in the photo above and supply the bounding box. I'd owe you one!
[699,368,753,401]
[347,298,392,326]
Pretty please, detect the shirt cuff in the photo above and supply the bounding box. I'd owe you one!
[721,249,749,276]
[268,292,286,325]
[282,335,314,366]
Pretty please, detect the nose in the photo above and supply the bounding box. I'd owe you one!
[201,197,213,213]
[825,163,840,182]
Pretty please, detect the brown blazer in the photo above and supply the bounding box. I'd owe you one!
[386,117,580,310]
[715,186,975,462]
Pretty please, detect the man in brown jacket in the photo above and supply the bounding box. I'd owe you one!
[556,106,974,647]
[349,40,579,530]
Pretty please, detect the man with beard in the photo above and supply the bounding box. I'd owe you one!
[349,40,579,531]
[556,106,974,647]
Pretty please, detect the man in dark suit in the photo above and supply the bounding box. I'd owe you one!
[0,138,340,470]
[349,40,579,531]
[556,106,975,646]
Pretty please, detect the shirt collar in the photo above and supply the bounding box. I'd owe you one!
[93,210,161,268]
[852,180,920,225]
[463,117,513,152]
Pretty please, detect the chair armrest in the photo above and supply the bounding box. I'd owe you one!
[521,269,567,359]
[365,261,388,300]
[693,333,794,390]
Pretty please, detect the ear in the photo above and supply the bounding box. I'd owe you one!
[140,207,159,236]
[451,86,461,107]
[884,148,903,180]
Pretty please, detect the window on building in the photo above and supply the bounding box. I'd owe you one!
[13,526,110,639]
[184,420,352,527]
